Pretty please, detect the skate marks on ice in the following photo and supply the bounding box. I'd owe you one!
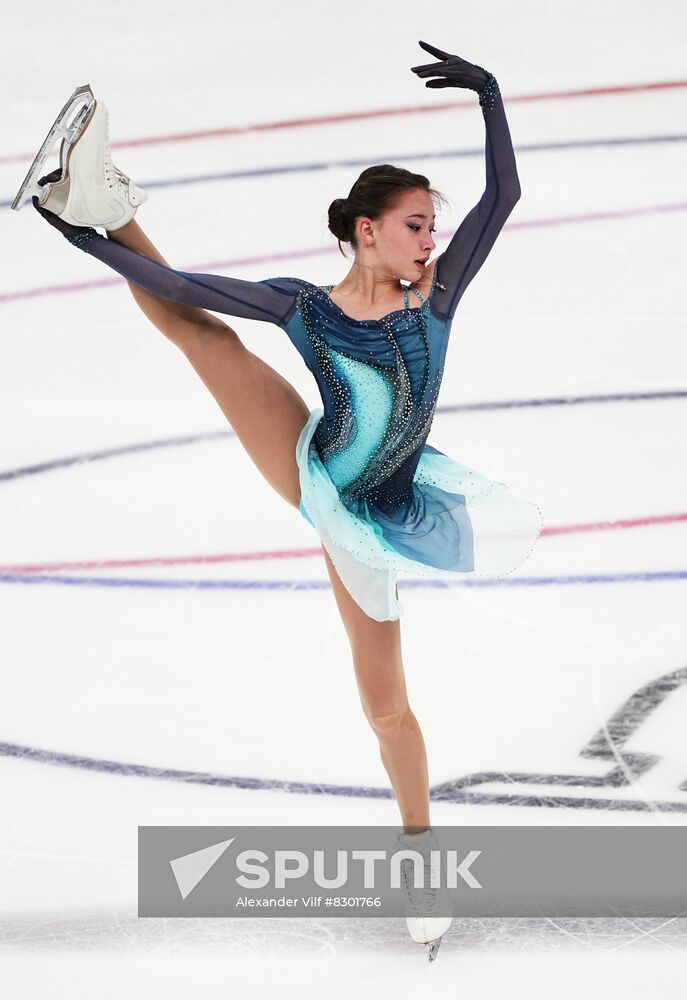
[433,665,687,813]
[0,908,685,957]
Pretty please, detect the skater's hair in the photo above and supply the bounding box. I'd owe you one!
[327,164,449,258]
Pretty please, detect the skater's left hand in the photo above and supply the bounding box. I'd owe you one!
[32,168,93,239]
[410,41,490,92]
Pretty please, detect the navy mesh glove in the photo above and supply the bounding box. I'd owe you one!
[410,40,500,109]
[32,167,98,244]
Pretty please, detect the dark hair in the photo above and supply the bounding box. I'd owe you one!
[327,164,449,258]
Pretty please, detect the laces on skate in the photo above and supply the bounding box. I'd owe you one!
[400,853,445,914]
[103,137,133,201]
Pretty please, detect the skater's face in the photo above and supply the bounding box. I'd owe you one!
[356,188,437,283]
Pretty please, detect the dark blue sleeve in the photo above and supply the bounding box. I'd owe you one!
[430,76,521,322]
[62,229,299,328]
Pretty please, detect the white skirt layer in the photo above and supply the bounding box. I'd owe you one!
[296,408,544,622]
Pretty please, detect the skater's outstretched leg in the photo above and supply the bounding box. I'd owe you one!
[107,218,236,351]
[107,219,310,510]
[24,94,310,511]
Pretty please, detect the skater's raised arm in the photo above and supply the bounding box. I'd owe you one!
[410,41,521,322]
[32,194,298,330]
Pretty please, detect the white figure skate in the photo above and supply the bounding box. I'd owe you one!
[12,83,147,231]
[397,828,454,962]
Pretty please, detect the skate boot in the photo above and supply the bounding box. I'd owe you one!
[397,828,453,962]
[35,97,147,231]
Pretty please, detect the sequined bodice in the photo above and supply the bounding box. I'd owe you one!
[285,268,449,517]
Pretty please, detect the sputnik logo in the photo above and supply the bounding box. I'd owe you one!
[170,838,236,900]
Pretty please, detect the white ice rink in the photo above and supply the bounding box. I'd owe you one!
[1,0,686,995]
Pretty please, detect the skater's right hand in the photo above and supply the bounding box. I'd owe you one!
[32,169,97,241]
[411,42,490,91]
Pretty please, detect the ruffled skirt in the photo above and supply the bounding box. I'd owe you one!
[296,408,544,621]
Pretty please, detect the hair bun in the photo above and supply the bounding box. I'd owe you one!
[327,197,350,243]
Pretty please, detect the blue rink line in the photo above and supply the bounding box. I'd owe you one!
[0,738,685,814]
[0,570,685,590]
[0,388,684,485]
[2,133,687,208]
[0,428,230,483]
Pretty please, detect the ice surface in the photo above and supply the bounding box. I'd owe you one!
[1,0,686,994]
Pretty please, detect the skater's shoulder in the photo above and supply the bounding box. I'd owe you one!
[260,275,313,295]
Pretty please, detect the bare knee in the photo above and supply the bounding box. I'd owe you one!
[366,704,410,734]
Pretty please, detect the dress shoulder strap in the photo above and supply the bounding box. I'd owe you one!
[409,286,427,305]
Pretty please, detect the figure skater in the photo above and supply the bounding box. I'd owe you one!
[22,40,543,959]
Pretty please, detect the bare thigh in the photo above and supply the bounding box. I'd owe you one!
[321,545,409,724]
[184,327,310,509]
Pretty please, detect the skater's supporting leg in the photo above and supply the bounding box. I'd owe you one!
[108,220,310,509]
[320,546,431,834]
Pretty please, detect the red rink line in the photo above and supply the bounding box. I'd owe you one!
[1,512,685,575]
[2,80,685,167]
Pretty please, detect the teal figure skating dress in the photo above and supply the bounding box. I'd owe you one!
[35,73,544,620]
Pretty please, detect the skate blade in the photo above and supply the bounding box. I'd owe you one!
[426,937,442,962]
[11,84,95,211]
